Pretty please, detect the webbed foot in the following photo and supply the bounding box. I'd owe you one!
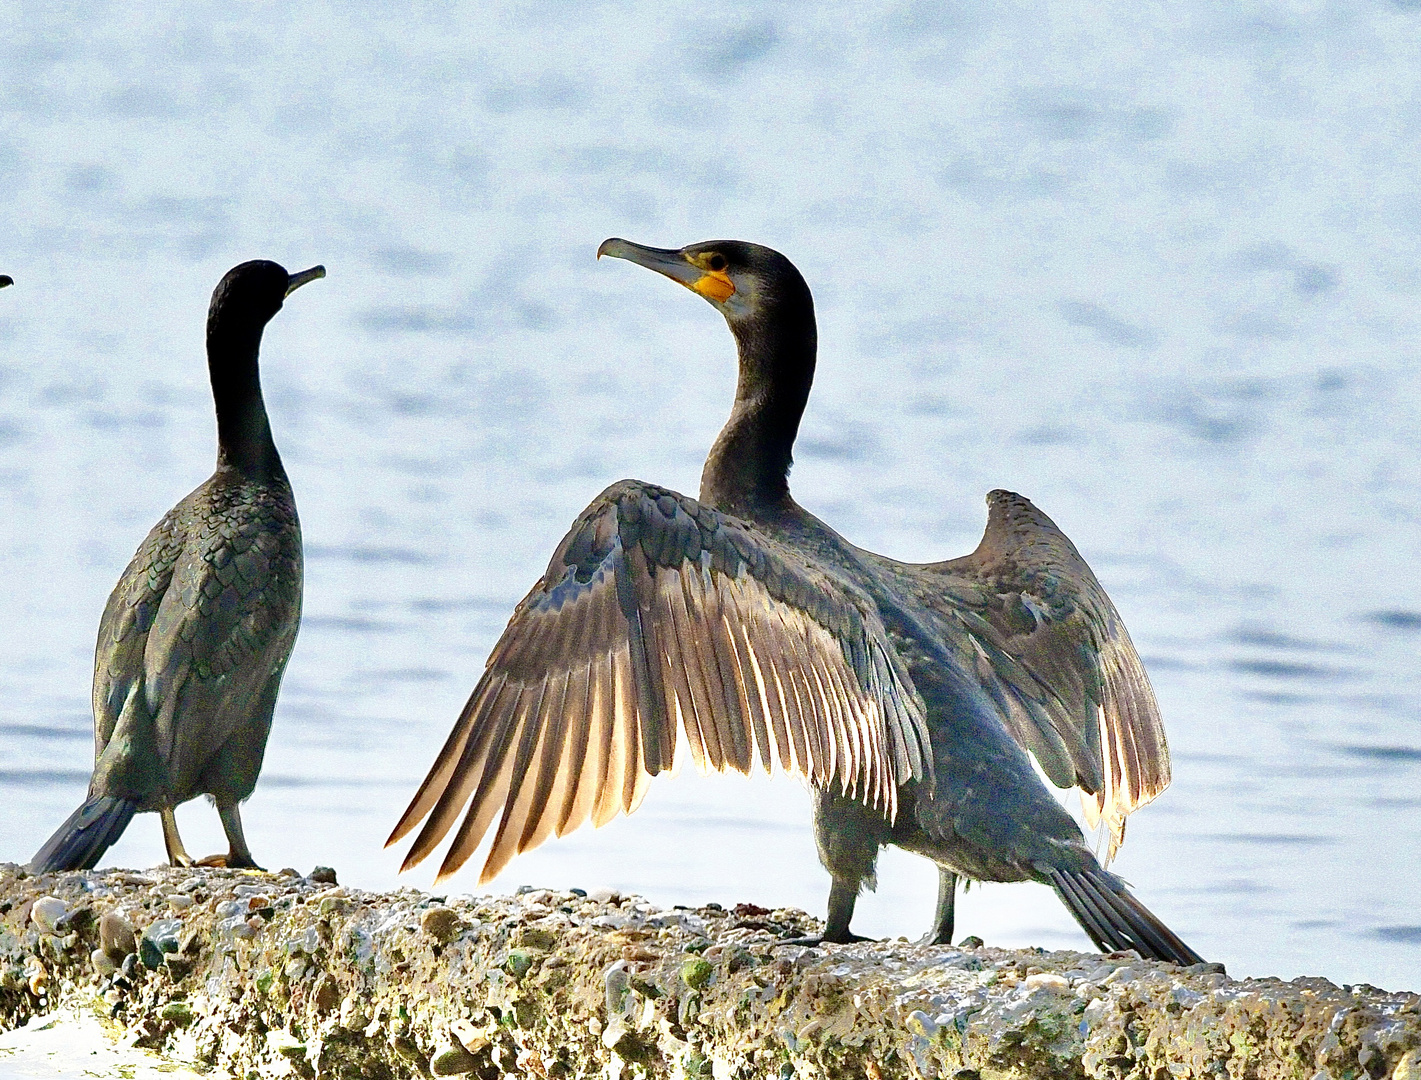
[194,852,264,870]
[780,931,876,947]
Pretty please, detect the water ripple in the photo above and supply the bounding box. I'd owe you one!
[1364,610,1421,631]
[1372,926,1421,945]
[0,769,90,786]
[1334,745,1421,763]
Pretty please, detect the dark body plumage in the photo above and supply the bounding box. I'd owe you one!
[30,260,322,873]
[390,240,1202,965]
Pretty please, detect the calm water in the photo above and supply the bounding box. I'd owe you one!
[1,1,1419,993]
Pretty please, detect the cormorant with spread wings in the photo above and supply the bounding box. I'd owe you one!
[389,239,1201,964]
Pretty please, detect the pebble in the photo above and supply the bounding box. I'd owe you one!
[682,958,714,990]
[604,960,631,1014]
[601,1017,628,1050]
[140,919,184,970]
[1022,973,1072,994]
[309,866,338,884]
[165,955,193,981]
[99,910,137,961]
[420,906,462,944]
[311,973,340,1012]
[906,1010,939,1037]
[160,1001,194,1026]
[338,995,369,1032]
[29,897,69,934]
[430,1042,479,1076]
[91,948,116,976]
[450,1018,489,1053]
[167,894,194,912]
[588,887,620,904]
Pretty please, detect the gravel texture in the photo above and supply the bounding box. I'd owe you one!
[2,863,1419,1079]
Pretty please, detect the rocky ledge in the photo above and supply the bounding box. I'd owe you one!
[1,863,1419,1080]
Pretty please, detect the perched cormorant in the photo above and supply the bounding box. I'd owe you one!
[29,260,324,873]
[389,240,1201,964]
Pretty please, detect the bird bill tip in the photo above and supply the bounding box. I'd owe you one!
[285,265,326,295]
[595,239,711,295]
[597,238,630,261]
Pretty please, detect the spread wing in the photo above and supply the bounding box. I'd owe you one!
[389,479,932,884]
[94,481,303,792]
[910,489,1168,862]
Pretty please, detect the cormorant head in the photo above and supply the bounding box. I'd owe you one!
[0,275,12,288]
[597,238,811,334]
[208,260,325,339]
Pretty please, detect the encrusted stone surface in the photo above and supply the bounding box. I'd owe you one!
[2,863,1418,1079]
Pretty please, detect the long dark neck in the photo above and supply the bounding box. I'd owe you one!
[699,306,816,518]
[208,322,283,481]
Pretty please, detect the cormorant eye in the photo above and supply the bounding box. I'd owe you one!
[708,253,727,272]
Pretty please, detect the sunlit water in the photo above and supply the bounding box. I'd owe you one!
[1,0,1419,999]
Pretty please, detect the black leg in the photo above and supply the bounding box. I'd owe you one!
[194,803,264,869]
[781,877,876,945]
[780,786,889,946]
[922,867,957,945]
[823,877,873,943]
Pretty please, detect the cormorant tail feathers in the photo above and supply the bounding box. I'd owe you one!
[1044,865,1204,966]
[28,795,138,873]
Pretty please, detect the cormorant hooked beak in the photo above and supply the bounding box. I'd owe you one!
[598,238,736,304]
[285,265,326,297]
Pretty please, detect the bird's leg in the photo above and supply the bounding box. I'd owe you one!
[202,802,263,870]
[920,867,957,945]
[160,807,193,867]
[822,877,875,943]
[779,787,886,945]
[779,878,876,946]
